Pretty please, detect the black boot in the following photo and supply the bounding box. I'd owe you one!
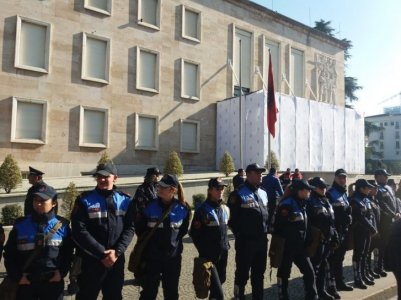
[361,260,375,285]
[326,286,341,299]
[318,290,335,300]
[353,261,368,289]
[374,267,388,277]
[277,277,289,300]
[335,280,353,291]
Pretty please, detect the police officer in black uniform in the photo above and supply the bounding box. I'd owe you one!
[228,163,269,300]
[133,167,161,214]
[326,169,353,291]
[190,177,230,300]
[385,218,401,298]
[135,174,191,300]
[274,179,318,300]
[232,168,245,190]
[24,167,46,216]
[349,179,378,289]
[4,183,73,300]
[306,177,339,300]
[374,169,401,277]
[71,163,135,300]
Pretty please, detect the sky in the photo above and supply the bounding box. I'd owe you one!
[252,0,401,116]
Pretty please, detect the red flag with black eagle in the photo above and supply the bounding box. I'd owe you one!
[267,51,278,137]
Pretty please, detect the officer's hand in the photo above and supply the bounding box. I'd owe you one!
[19,274,30,285]
[102,249,118,268]
[49,270,62,282]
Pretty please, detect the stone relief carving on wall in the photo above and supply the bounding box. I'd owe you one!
[316,53,337,104]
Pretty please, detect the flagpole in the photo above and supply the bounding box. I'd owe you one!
[239,39,243,169]
[268,50,271,169]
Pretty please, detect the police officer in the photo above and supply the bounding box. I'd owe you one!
[306,177,339,300]
[135,174,190,300]
[24,166,46,216]
[71,163,135,300]
[232,168,245,190]
[326,169,353,291]
[366,180,381,280]
[262,167,284,227]
[374,169,401,277]
[190,177,230,300]
[228,163,269,300]
[349,179,378,289]
[279,168,293,188]
[133,167,161,214]
[385,219,401,299]
[4,183,73,300]
[274,179,318,300]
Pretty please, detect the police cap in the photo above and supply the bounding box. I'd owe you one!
[208,177,228,189]
[29,166,44,176]
[34,183,57,200]
[291,179,315,191]
[374,169,391,177]
[94,163,117,176]
[245,163,266,173]
[334,169,347,177]
[355,179,375,190]
[145,167,161,177]
[158,174,179,188]
[308,177,330,189]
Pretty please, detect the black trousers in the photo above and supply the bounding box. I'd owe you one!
[311,242,331,293]
[234,235,268,300]
[76,255,125,300]
[277,244,317,299]
[140,255,182,300]
[209,250,228,300]
[395,271,401,300]
[352,231,370,264]
[328,231,348,282]
[17,281,64,300]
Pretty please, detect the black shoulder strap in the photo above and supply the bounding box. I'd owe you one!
[140,203,175,245]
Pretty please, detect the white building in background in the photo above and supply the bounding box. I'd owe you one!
[365,113,401,161]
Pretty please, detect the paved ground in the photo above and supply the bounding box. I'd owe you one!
[0,230,396,299]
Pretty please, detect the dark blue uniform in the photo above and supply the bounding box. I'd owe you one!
[376,184,398,274]
[262,173,284,228]
[71,187,135,300]
[350,192,377,287]
[135,198,190,300]
[326,184,352,287]
[0,223,4,263]
[306,192,338,298]
[274,196,317,300]
[190,199,230,299]
[133,180,158,214]
[4,212,73,300]
[228,182,269,300]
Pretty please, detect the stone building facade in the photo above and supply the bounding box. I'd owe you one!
[0,0,346,177]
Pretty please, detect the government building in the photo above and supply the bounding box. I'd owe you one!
[0,0,346,177]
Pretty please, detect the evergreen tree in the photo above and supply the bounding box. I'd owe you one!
[61,182,80,220]
[0,154,22,193]
[219,151,235,177]
[264,151,280,170]
[98,151,112,165]
[164,151,184,177]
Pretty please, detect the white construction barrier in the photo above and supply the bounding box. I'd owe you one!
[216,90,365,173]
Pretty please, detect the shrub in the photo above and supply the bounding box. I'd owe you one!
[264,151,280,171]
[1,204,23,225]
[164,151,184,177]
[61,182,80,220]
[219,151,235,177]
[223,181,234,203]
[0,154,22,193]
[192,193,206,210]
[98,151,112,165]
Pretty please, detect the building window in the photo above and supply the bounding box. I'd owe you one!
[380,142,384,149]
[380,132,384,139]
[181,59,200,100]
[396,131,400,139]
[396,121,400,129]
[180,120,200,153]
[84,0,112,15]
[82,33,110,84]
[136,47,160,93]
[397,141,400,149]
[233,26,253,95]
[384,122,388,126]
[391,122,395,126]
[79,106,108,147]
[15,16,51,73]
[138,0,160,30]
[11,97,47,144]
[290,47,305,97]
[181,5,201,42]
[233,86,250,97]
[135,114,159,151]
[263,38,280,91]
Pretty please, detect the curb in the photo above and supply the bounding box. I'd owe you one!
[363,283,397,300]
